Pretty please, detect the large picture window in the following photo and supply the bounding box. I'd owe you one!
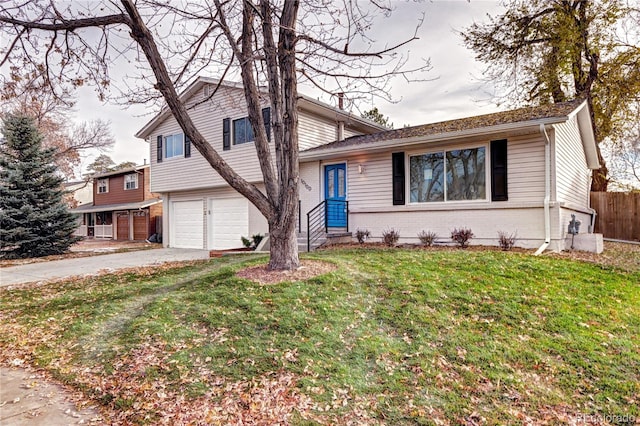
[233,117,255,145]
[410,146,486,203]
[164,133,184,158]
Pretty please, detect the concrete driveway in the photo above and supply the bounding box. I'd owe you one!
[0,248,211,287]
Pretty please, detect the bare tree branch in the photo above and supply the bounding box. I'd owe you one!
[0,0,429,269]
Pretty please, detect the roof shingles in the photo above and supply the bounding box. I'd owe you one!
[304,100,583,153]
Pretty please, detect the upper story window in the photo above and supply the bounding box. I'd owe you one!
[409,146,486,203]
[223,108,270,151]
[233,117,255,145]
[124,173,139,190]
[164,133,184,158]
[97,178,109,194]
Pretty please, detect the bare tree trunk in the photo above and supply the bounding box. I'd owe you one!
[591,158,609,192]
[267,0,301,270]
[268,213,299,270]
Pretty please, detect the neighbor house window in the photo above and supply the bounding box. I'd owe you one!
[233,117,255,145]
[96,212,112,225]
[164,133,184,158]
[124,173,138,190]
[410,146,486,202]
[97,178,109,194]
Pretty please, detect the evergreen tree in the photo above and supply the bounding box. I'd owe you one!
[86,154,116,175]
[362,107,393,129]
[0,113,80,258]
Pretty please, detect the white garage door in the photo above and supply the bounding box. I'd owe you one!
[209,198,249,250]
[171,200,204,249]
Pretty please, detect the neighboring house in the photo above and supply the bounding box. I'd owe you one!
[135,77,384,250]
[64,180,93,208]
[71,165,162,241]
[136,75,602,253]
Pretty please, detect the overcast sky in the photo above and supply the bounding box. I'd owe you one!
[72,0,505,173]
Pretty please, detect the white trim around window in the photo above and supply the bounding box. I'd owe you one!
[233,117,255,145]
[124,173,139,190]
[97,178,109,194]
[407,144,489,204]
[164,133,184,159]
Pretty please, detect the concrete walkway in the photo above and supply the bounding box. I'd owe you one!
[0,248,211,287]
[0,367,102,425]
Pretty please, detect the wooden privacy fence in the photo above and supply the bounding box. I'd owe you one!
[590,192,640,242]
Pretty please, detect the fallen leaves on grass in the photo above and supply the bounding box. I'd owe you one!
[547,241,640,272]
[70,340,316,425]
[236,260,338,285]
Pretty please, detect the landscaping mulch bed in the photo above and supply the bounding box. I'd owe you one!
[236,260,338,284]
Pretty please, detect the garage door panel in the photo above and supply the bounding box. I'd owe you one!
[209,198,248,250]
[172,200,204,249]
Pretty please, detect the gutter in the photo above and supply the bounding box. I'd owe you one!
[534,124,552,255]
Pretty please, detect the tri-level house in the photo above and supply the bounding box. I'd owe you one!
[135,77,384,250]
[71,164,162,241]
[136,76,603,253]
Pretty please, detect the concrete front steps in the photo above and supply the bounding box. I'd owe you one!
[298,229,352,252]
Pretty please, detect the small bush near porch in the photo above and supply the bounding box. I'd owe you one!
[0,247,638,424]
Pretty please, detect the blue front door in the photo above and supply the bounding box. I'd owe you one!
[324,163,347,227]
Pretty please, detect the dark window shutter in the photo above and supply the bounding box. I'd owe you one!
[223,118,231,151]
[491,139,508,201]
[262,107,271,142]
[392,152,405,205]
[156,135,163,163]
[184,134,191,158]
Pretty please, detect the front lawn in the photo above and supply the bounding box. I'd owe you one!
[1,249,638,424]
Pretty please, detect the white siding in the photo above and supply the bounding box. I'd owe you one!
[350,208,546,249]
[344,151,392,210]
[507,134,546,203]
[336,133,547,211]
[149,87,370,193]
[299,161,322,230]
[298,112,339,151]
[553,118,591,209]
[343,127,362,139]
[150,85,269,193]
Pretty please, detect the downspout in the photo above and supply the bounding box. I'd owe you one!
[337,121,345,141]
[534,124,552,256]
[587,170,597,232]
